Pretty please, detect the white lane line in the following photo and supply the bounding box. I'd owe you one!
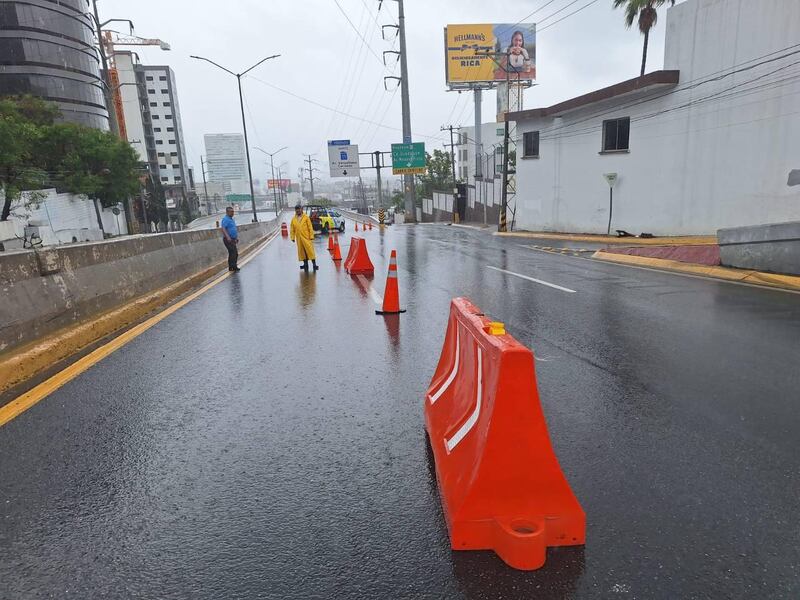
[486,265,577,293]
[445,346,482,452]
[356,274,383,306]
[429,330,460,405]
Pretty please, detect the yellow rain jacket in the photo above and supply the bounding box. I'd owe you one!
[290,213,316,261]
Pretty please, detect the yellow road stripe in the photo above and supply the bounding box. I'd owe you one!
[0,232,277,428]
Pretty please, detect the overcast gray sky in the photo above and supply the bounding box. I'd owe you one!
[102,0,673,184]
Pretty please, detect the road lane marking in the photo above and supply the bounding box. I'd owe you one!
[486,266,577,293]
[0,231,279,428]
[429,330,460,405]
[445,346,482,452]
[356,274,383,306]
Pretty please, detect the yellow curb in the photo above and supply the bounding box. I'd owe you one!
[593,251,800,291]
[497,231,718,246]
[0,231,276,396]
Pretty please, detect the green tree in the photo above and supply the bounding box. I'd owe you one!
[613,0,667,77]
[0,97,56,220]
[1,95,140,227]
[415,149,455,202]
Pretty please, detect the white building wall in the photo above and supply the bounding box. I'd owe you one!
[115,53,148,162]
[514,0,800,235]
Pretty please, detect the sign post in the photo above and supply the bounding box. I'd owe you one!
[603,173,618,235]
[391,142,427,175]
[328,140,360,178]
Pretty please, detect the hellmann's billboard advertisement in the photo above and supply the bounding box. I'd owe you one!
[445,23,536,86]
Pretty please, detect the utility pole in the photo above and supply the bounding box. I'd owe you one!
[200,156,213,215]
[442,125,459,223]
[474,89,482,180]
[304,154,317,202]
[397,0,416,222]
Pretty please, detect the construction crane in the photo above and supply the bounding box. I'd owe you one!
[103,31,171,140]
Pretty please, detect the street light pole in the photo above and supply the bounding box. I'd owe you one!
[253,146,287,216]
[190,54,281,223]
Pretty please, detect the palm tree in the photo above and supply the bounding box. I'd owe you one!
[613,0,668,77]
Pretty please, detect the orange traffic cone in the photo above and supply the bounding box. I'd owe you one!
[281,222,289,237]
[355,222,359,232]
[376,250,405,315]
[331,234,342,261]
[328,234,335,252]
[368,222,373,231]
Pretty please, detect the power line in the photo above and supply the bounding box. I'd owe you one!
[533,44,800,139]
[245,74,445,142]
[333,0,385,66]
[538,0,602,32]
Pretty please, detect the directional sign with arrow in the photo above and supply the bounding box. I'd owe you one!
[392,142,426,175]
[328,140,360,178]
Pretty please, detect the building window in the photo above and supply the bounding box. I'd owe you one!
[149,102,157,107]
[168,139,176,144]
[156,140,163,145]
[602,117,630,152]
[146,76,153,81]
[153,127,161,132]
[167,127,174,132]
[163,102,171,107]
[152,115,159,120]
[161,89,168,94]
[165,114,173,120]
[147,89,155,94]
[175,177,182,182]
[173,164,180,169]
[158,152,165,157]
[159,75,167,81]
[161,177,169,182]
[160,164,167,169]
[523,131,539,158]
[170,152,178,156]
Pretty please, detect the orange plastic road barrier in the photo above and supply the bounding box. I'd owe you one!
[355,222,360,232]
[344,237,374,275]
[331,234,343,261]
[327,234,335,252]
[281,222,289,237]
[368,222,373,230]
[425,298,585,570]
[376,250,405,315]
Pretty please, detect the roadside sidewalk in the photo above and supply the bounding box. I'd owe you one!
[594,249,800,292]
[496,230,718,246]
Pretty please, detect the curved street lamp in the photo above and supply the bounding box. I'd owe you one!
[191,54,280,222]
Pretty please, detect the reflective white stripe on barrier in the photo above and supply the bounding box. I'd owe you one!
[445,346,482,452]
[429,330,460,405]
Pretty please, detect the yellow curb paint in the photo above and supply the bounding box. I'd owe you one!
[593,251,800,292]
[497,231,718,246]
[0,232,277,428]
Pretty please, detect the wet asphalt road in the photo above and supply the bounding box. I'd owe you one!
[1,221,799,599]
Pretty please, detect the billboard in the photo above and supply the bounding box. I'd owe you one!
[268,179,291,190]
[445,23,536,86]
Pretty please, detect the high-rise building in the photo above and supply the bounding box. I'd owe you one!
[204,133,248,191]
[0,0,109,129]
[114,52,190,214]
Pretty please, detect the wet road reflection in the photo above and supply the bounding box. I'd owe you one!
[1,221,798,598]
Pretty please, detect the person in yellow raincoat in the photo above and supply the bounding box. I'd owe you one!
[290,204,318,271]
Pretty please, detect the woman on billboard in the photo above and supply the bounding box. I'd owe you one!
[506,30,532,73]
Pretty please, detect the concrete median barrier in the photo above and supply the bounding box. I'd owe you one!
[0,219,279,392]
[425,298,585,570]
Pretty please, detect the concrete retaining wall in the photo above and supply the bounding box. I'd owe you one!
[718,221,800,276]
[0,219,278,355]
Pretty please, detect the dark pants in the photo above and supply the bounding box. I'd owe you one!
[224,238,238,270]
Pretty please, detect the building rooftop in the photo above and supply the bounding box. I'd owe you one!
[504,70,680,121]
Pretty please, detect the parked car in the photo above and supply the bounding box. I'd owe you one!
[305,206,345,233]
